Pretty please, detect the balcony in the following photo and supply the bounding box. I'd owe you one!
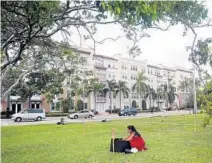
[168,75,175,80]
[96,97,106,103]
[94,63,107,70]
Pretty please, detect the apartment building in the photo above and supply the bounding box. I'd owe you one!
[1,48,193,113]
[117,56,147,110]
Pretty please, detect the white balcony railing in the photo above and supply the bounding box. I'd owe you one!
[96,97,106,103]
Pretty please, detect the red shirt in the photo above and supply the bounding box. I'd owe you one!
[130,135,147,151]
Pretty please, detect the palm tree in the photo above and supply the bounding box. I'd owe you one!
[132,72,148,109]
[145,86,157,109]
[178,77,193,93]
[156,87,165,109]
[178,78,194,107]
[116,80,130,109]
[87,78,104,111]
[160,84,178,109]
[104,80,118,112]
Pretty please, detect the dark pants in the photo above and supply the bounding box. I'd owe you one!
[110,138,131,153]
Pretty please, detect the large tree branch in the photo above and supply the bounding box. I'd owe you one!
[2,62,36,98]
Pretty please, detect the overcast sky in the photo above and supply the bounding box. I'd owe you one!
[54,0,212,70]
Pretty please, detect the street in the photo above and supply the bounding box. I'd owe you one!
[1,110,194,126]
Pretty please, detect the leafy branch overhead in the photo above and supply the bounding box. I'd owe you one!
[1,0,212,118]
[1,0,211,70]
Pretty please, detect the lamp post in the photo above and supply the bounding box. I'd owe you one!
[79,68,87,110]
[67,71,72,109]
[192,64,197,114]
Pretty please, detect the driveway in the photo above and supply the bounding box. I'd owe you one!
[1,110,194,126]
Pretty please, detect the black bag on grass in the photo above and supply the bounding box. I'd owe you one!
[110,138,131,153]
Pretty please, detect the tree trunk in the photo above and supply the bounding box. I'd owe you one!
[139,93,142,110]
[129,93,131,108]
[120,91,122,109]
[28,96,31,109]
[94,92,96,111]
[88,94,91,110]
[149,97,152,109]
[7,94,10,110]
[110,91,112,113]
[153,99,155,107]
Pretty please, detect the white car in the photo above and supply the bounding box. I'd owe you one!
[68,110,94,119]
[11,109,46,122]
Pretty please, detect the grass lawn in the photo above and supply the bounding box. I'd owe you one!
[1,114,212,163]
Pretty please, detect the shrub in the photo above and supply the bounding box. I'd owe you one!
[149,106,161,112]
[105,108,120,114]
[45,112,69,117]
[137,109,141,113]
[178,106,186,110]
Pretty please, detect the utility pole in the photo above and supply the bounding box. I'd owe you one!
[82,73,85,110]
[192,64,197,114]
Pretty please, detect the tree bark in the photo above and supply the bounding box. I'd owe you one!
[139,93,142,110]
[149,96,152,109]
[110,91,113,113]
[28,96,31,109]
[7,94,10,110]
[94,92,96,111]
[119,91,122,109]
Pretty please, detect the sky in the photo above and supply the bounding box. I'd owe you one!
[54,0,212,70]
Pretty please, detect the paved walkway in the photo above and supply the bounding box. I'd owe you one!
[1,110,194,126]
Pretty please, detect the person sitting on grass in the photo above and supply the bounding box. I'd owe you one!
[122,125,147,153]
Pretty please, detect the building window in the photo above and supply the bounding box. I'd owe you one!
[124,106,129,109]
[131,65,137,71]
[131,75,137,80]
[122,65,127,70]
[31,103,40,109]
[113,75,115,79]
[112,65,115,68]
[108,64,111,68]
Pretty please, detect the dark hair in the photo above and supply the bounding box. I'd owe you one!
[127,125,141,137]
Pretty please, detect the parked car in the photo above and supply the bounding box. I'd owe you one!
[91,109,98,115]
[11,109,46,122]
[118,108,137,116]
[68,110,94,119]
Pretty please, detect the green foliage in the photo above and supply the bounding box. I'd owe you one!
[160,84,178,107]
[61,97,73,113]
[189,38,212,67]
[189,37,212,127]
[132,72,148,94]
[197,80,212,127]
[10,69,65,102]
[77,100,84,111]
[86,78,104,110]
[87,78,105,95]
[100,1,208,27]
[145,86,157,108]
[1,68,23,97]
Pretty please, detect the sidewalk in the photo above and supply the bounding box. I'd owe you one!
[1,110,193,126]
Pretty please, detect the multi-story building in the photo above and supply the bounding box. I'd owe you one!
[116,56,147,110]
[1,48,193,113]
[175,67,193,107]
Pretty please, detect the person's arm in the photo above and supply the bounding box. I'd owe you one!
[122,136,129,141]
[124,132,135,141]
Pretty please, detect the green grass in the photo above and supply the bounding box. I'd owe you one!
[1,114,212,163]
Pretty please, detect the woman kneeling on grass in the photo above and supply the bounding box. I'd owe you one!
[123,125,147,153]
